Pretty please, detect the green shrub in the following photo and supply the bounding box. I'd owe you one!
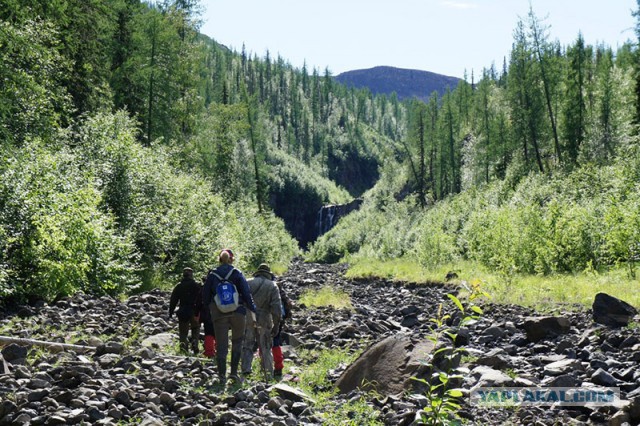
[0,111,299,300]
[414,201,463,268]
[0,140,138,300]
[602,197,640,277]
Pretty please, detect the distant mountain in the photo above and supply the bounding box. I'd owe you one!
[335,66,461,102]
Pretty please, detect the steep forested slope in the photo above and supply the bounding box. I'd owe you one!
[310,7,640,278]
[0,0,406,300]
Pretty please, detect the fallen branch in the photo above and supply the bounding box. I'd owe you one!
[0,335,213,361]
[0,335,95,353]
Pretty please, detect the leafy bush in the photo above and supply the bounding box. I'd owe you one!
[602,196,640,277]
[413,286,488,425]
[0,111,298,300]
[0,140,138,300]
[414,201,464,268]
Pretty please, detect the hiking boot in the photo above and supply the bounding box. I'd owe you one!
[227,374,242,385]
[216,357,227,382]
[273,369,283,378]
[230,349,241,378]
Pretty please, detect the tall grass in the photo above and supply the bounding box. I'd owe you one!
[299,286,353,310]
[346,258,640,310]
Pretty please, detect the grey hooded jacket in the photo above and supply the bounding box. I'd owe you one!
[247,274,282,330]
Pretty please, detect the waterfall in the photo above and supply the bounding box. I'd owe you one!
[317,205,337,237]
[316,199,363,240]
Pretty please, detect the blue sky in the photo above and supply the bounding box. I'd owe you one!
[200,1,637,79]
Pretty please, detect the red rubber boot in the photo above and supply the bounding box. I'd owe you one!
[272,345,284,377]
[204,335,216,358]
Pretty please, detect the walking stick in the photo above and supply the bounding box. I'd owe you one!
[254,322,269,382]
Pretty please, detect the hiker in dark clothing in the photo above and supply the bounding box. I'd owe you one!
[169,267,201,354]
[200,274,217,358]
[203,249,257,383]
[272,281,292,377]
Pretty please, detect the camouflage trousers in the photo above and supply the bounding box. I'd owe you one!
[241,319,274,377]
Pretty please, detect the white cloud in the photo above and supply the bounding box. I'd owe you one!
[441,1,479,10]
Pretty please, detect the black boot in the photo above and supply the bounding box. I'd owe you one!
[216,356,226,382]
[229,349,241,382]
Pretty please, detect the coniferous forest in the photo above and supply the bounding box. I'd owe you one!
[1,0,640,302]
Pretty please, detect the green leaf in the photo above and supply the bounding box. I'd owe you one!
[470,305,483,315]
[447,389,463,398]
[433,347,452,356]
[444,331,457,340]
[444,401,462,410]
[447,293,464,313]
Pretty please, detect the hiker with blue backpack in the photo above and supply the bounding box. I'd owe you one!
[203,248,256,383]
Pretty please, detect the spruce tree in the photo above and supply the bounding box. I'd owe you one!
[634,0,640,127]
[563,33,588,165]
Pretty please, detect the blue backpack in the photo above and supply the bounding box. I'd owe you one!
[212,268,239,313]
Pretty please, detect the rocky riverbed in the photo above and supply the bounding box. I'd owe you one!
[1,260,639,425]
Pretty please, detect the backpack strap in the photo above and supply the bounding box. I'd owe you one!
[211,268,235,282]
[224,268,235,280]
[252,279,267,302]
